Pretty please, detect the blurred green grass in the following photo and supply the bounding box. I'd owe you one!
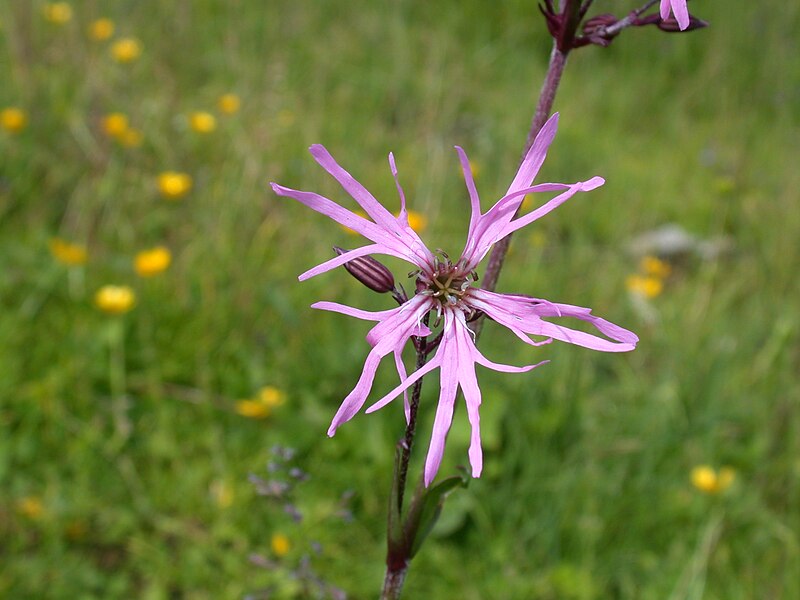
[1,1,799,598]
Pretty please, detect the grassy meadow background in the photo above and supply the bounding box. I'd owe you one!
[2,1,799,598]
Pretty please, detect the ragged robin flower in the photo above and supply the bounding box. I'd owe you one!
[1,107,27,133]
[272,113,638,486]
[49,238,88,266]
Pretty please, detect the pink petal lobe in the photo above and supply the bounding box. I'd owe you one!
[455,146,482,232]
[660,0,671,19]
[309,145,397,230]
[311,301,396,322]
[505,113,560,196]
[672,0,690,30]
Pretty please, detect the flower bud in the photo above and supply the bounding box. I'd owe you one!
[655,15,708,32]
[333,247,396,294]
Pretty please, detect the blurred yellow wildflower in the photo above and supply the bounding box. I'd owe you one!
[134,246,171,277]
[157,172,193,200]
[521,195,533,211]
[209,480,234,509]
[120,128,143,147]
[189,111,217,133]
[691,465,736,494]
[95,285,135,315]
[1,107,28,133]
[625,274,663,299]
[257,386,285,408]
[17,496,45,519]
[49,238,88,266]
[406,210,428,233]
[235,400,271,419]
[469,160,482,180]
[218,93,241,115]
[88,18,114,41]
[43,3,72,24]
[111,38,141,63]
[271,533,291,557]
[640,255,672,279]
[102,113,129,138]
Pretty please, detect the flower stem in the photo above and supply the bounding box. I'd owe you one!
[380,567,408,600]
[475,42,569,337]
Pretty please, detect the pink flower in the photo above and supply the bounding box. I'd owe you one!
[660,0,690,31]
[272,113,638,486]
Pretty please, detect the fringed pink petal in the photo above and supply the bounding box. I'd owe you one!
[310,144,398,231]
[455,146,483,233]
[311,301,396,321]
[505,113,560,196]
[271,183,385,240]
[672,0,690,30]
[364,357,441,414]
[299,244,394,281]
[423,321,460,486]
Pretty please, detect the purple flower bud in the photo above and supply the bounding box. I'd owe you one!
[656,14,709,32]
[333,246,396,294]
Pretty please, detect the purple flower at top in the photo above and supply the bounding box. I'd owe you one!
[271,113,638,486]
[661,0,690,31]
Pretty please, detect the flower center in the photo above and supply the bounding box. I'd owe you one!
[416,252,478,307]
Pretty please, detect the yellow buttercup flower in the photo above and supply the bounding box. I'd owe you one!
[49,238,88,266]
[257,386,285,408]
[189,111,216,133]
[217,93,241,115]
[17,496,45,519]
[469,160,482,180]
[406,210,428,233]
[235,400,271,419]
[640,255,672,279]
[111,38,141,63]
[271,533,291,557]
[43,3,72,24]
[134,246,171,277]
[95,285,135,314]
[691,465,736,495]
[625,274,663,299]
[102,112,129,138]
[1,107,28,133]
[88,18,114,41]
[120,128,143,147]
[157,171,193,200]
